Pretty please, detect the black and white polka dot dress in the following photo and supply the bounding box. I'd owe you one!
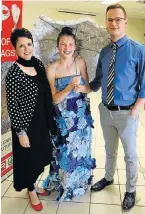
[6,61,56,191]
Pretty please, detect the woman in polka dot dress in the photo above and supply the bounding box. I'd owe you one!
[5,28,57,211]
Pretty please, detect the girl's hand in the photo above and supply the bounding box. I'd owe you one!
[74,85,90,93]
[71,76,81,87]
[74,85,84,93]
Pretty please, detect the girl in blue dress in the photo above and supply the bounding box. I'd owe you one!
[43,27,96,201]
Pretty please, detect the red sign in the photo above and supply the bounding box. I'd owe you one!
[1,0,23,62]
[1,152,13,177]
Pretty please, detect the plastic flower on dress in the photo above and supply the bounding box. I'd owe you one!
[76,99,83,108]
[66,131,77,143]
[67,153,77,173]
[66,166,90,189]
[57,101,67,112]
[59,155,68,171]
[85,113,94,127]
[66,133,82,156]
[67,110,76,118]
[73,188,85,197]
[77,117,87,130]
[57,116,67,136]
[77,140,90,159]
[65,117,74,130]
[77,107,85,119]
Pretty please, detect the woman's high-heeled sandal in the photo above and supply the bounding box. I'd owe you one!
[28,191,43,211]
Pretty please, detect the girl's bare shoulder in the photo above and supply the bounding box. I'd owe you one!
[75,55,86,66]
[47,61,59,72]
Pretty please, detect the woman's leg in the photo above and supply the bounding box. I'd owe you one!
[27,184,35,192]
[27,183,41,205]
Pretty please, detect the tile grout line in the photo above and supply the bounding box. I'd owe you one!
[89,202,91,214]
[56,202,61,214]
[89,184,92,214]
[2,182,13,197]
[6,178,13,182]
[89,202,145,207]
[22,200,30,214]
[5,173,13,182]
[117,167,124,214]
[3,195,28,199]
[4,194,143,207]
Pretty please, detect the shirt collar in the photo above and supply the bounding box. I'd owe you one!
[110,35,128,48]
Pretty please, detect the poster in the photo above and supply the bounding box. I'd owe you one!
[1,132,13,180]
[1,0,23,62]
[1,0,23,181]
[1,62,13,181]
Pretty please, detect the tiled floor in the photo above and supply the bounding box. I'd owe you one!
[1,92,145,214]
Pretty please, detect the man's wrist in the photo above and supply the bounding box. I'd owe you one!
[131,106,139,111]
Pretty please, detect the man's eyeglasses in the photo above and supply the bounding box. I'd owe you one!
[106,18,125,24]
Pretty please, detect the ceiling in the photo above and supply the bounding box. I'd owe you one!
[33,0,145,19]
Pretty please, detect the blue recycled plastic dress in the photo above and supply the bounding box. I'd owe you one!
[43,73,96,201]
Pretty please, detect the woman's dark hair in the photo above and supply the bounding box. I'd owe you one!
[10,28,33,48]
[57,27,76,46]
[106,4,127,19]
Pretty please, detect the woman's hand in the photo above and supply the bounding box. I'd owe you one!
[74,84,90,93]
[18,135,30,148]
[74,85,83,93]
[71,76,81,88]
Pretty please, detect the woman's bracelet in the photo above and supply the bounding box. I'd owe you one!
[16,130,27,137]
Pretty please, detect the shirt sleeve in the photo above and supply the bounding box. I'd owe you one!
[44,81,57,135]
[5,69,24,132]
[90,53,103,92]
[36,59,57,135]
[138,45,145,98]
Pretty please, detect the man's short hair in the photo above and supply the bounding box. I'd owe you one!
[106,4,127,19]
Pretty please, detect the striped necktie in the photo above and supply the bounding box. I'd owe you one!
[107,43,117,106]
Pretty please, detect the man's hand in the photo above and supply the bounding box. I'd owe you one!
[130,107,139,120]
[130,98,145,119]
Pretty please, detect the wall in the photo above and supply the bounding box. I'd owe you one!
[23,1,145,44]
[126,18,145,44]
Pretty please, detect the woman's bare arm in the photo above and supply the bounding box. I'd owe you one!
[74,57,90,93]
[46,65,76,104]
